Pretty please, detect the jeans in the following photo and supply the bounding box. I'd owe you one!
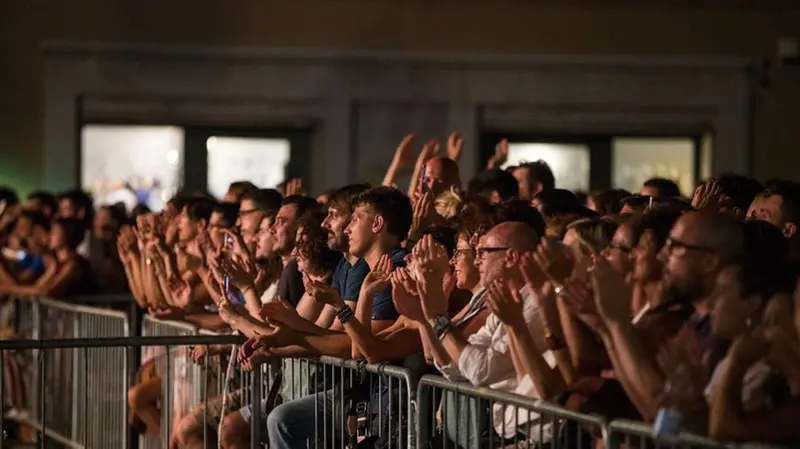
[266,389,343,449]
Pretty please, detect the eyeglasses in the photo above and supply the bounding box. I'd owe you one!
[664,237,715,254]
[475,247,509,259]
[451,248,474,261]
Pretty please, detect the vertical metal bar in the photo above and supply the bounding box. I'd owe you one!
[165,345,172,449]
[250,363,262,446]
[39,348,45,449]
[1,348,5,449]
[83,347,88,447]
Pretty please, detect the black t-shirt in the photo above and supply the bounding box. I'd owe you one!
[278,259,305,308]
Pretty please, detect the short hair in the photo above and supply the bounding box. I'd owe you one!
[518,160,556,191]
[297,209,343,274]
[243,188,283,212]
[736,219,793,299]
[467,169,519,202]
[588,188,631,215]
[715,174,764,213]
[27,191,58,214]
[421,225,458,259]
[492,199,547,239]
[352,187,413,241]
[226,181,259,201]
[0,187,19,206]
[54,218,87,250]
[281,195,320,219]
[327,183,372,212]
[533,189,598,218]
[758,182,800,224]
[212,202,240,228]
[183,198,216,223]
[624,208,684,251]
[19,210,51,232]
[643,178,681,198]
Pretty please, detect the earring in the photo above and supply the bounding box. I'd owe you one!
[745,317,753,328]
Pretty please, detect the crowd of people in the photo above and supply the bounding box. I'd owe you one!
[2,133,800,448]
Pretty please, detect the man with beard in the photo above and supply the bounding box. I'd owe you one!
[590,211,745,430]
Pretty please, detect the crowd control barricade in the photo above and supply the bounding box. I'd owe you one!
[0,296,130,449]
[417,375,609,449]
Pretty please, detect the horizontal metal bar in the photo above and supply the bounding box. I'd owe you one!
[5,415,86,449]
[35,297,130,320]
[317,355,414,378]
[0,334,244,350]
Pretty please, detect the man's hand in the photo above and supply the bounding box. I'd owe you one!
[591,256,633,324]
[148,306,186,321]
[486,138,509,169]
[361,254,394,297]
[391,270,426,322]
[484,279,526,329]
[446,132,464,162]
[253,324,294,351]
[260,297,301,323]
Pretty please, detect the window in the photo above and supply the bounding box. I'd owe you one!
[206,136,290,200]
[503,143,591,192]
[612,138,695,197]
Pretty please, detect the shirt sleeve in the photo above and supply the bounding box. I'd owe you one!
[457,314,516,386]
[278,260,306,308]
[343,261,370,302]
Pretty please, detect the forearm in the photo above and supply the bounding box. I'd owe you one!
[709,360,748,439]
[296,332,352,358]
[184,313,231,333]
[407,159,426,197]
[382,157,403,187]
[603,320,665,419]
[269,345,319,358]
[418,321,453,367]
[344,318,420,364]
[123,259,146,307]
[509,325,565,400]
[241,285,262,319]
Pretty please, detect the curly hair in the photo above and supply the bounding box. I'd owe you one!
[296,209,342,276]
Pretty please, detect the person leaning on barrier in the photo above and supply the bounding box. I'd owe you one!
[398,221,564,444]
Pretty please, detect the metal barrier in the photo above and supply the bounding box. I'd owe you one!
[417,375,609,449]
[1,296,130,449]
[1,300,790,449]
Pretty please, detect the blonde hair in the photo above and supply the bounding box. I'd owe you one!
[434,187,464,220]
[566,217,618,255]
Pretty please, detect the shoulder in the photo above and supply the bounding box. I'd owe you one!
[389,248,409,267]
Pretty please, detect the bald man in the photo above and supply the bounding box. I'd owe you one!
[412,220,559,442]
[422,156,461,197]
[658,211,744,313]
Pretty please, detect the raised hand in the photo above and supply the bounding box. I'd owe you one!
[484,279,525,329]
[391,269,426,322]
[413,234,449,277]
[304,274,342,308]
[394,134,417,166]
[446,132,464,162]
[691,179,723,211]
[361,254,394,297]
[409,191,434,240]
[168,276,193,309]
[487,138,509,169]
[285,178,306,196]
[260,297,300,324]
[219,253,257,291]
[533,238,575,284]
[520,252,548,290]
[590,256,633,323]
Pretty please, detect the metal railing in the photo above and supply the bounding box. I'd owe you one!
[417,375,609,449]
[0,297,790,449]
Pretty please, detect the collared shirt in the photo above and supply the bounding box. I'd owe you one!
[435,284,556,441]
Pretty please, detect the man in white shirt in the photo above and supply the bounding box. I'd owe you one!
[414,221,556,443]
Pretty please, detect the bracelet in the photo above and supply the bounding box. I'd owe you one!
[336,305,355,324]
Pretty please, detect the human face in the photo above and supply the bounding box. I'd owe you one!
[710,265,760,339]
[657,215,715,304]
[291,226,311,273]
[344,204,376,258]
[208,211,228,249]
[271,204,299,256]
[13,216,33,240]
[58,198,77,219]
[603,223,636,275]
[747,194,794,238]
[450,234,480,290]
[474,232,512,286]
[93,207,116,237]
[48,223,66,250]
[322,204,350,252]
[255,216,275,259]
[177,207,199,242]
[513,167,532,200]
[237,199,266,242]
[422,159,454,197]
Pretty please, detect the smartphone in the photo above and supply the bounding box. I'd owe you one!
[222,235,234,298]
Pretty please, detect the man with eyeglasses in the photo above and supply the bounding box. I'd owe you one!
[236,188,282,250]
[591,211,744,431]
[411,220,558,444]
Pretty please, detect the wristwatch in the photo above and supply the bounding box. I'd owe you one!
[432,316,452,339]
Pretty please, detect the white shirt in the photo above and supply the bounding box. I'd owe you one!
[260,281,279,304]
[435,285,556,441]
[704,356,775,411]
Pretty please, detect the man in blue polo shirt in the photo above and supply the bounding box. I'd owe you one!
[253,187,412,449]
